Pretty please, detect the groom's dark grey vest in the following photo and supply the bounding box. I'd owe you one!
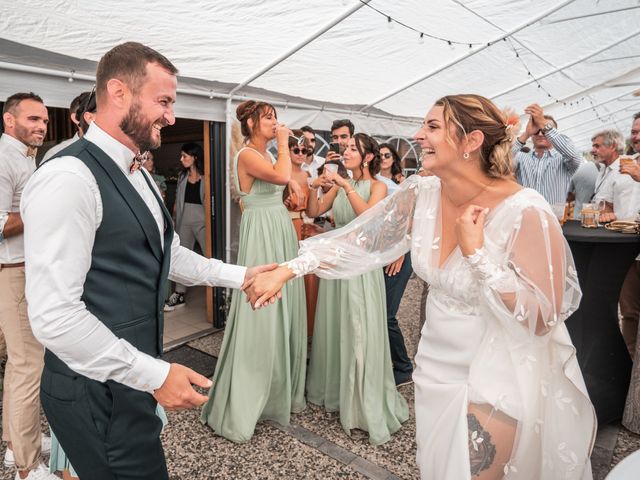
[44,138,174,375]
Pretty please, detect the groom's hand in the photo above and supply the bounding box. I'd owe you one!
[153,363,212,409]
[246,265,294,309]
[241,263,278,290]
[242,263,283,307]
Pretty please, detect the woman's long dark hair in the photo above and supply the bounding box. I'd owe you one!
[180,142,204,176]
[378,142,403,184]
[353,133,381,180]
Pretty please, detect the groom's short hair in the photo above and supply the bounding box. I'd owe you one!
[96,42,178,100]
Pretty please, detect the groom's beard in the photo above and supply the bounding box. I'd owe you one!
[120,101,163,152]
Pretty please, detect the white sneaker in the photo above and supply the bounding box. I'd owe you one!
[13,463,58,480]
[4,434,51,467]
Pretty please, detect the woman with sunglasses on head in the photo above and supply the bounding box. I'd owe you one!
[284,130,321,334]
[376,143,414,387]
[248,95,594,479]
[303,133,409,445]
[200,100,307,443]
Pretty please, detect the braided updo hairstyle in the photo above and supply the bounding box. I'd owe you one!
[435,94,515,178]
[353,133,382,178]
[236,100,277,141]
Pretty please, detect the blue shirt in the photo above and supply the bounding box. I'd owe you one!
[512,128,581,204]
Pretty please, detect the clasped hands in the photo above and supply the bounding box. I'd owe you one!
[242,263,294,310]
[152,263,292,411]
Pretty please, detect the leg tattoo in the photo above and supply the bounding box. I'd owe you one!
[467,413,497,476]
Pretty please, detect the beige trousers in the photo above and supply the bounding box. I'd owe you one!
[0,266,44,470]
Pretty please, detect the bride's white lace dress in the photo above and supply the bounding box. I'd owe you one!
[287,175,596,479]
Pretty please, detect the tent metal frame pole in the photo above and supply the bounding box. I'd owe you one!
[569,108,640,140]
[541,6,640,25]
[450,0,586,92]
[224,0,371,262]
[555,88,640,122]
[227,0,370,99]
[490,28,640,100]
[539,67,640,110]
[562,101,640,133]
[358,0,576,112]
[0,61,420,124]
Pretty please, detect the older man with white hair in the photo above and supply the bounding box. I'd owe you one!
[591,128,636,221]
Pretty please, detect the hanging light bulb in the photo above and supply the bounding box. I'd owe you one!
[419,33,424,44]
[68,69,75,83]
[208,90,214,100]
[387,16,394,29]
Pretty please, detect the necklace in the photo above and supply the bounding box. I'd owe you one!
[443,178,495,208]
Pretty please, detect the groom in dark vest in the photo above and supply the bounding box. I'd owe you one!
[21,42,278,479]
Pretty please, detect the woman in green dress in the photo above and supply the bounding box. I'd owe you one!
[201,100,307,442]
[305,133,409,445]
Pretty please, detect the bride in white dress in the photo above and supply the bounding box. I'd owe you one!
[247,94,596,479]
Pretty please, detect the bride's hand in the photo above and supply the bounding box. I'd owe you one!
[455,205,488,257]
[245,265,295,309]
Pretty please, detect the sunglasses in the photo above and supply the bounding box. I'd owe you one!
[292,147,311,155]
[535,130,546,136]
[381,152,392,159]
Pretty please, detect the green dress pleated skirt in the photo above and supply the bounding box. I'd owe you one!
[307,180,409,445]
[200,148,307,443]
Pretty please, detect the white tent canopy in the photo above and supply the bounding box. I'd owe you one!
[2,0,640,148]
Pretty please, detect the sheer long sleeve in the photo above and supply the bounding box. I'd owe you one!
[285,175,425,279]
[465,205,581,340]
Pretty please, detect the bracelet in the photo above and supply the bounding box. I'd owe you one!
[309,185,320,190]
[346,190,356,196]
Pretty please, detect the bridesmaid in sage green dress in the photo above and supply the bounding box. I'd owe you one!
[201,100,307,442]
[305,133,409,445]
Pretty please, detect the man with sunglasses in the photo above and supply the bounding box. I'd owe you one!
[512,103,581,204]
[300,125,324,180]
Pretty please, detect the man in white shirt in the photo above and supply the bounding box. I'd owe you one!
[300,125,324,180]
[0,92,56,480]
[21,42,277,480]
[591,129,636,221]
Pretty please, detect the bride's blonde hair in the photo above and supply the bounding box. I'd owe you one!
[435,94,517,179]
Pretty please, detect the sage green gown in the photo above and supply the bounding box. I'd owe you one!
[307,180,409,445]
[200,147,307,443]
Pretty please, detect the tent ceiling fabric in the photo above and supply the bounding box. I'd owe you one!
[1,0,640,149]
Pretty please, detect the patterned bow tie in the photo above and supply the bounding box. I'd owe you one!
[130,151,149,174]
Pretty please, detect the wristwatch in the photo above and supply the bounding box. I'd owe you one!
[542,122,554,133]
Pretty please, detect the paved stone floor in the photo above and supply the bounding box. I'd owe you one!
[1,276,638,479]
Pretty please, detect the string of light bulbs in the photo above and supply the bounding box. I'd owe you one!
[359,0,612,117]
[504,37,606,119]
[358,0,495,47]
